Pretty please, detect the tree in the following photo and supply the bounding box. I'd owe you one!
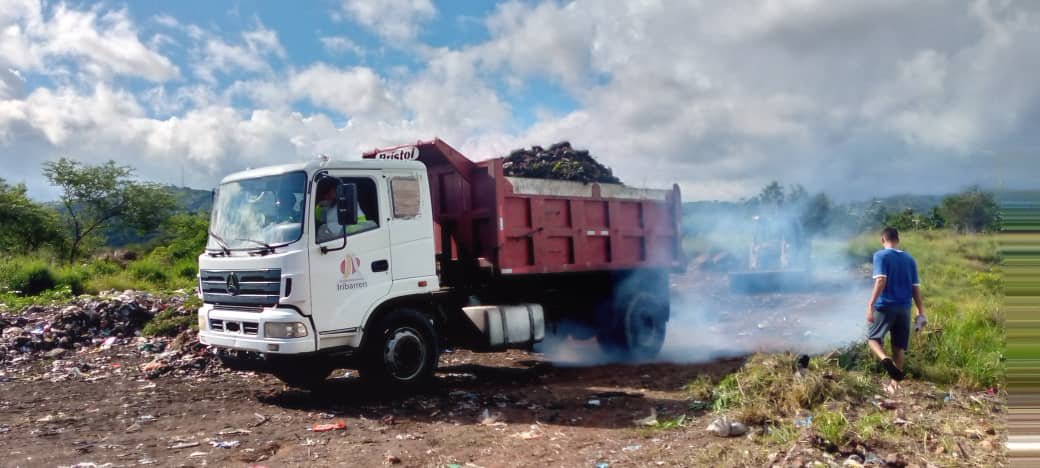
[0,178,65,252]
[43,158,176,263]
[756,181,786,207]
[938,188,1001,233]
[801,192,832,235]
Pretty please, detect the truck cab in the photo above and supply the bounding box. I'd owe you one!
[198,158,444,387]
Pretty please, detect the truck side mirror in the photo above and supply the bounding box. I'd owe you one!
[336,183,358,227]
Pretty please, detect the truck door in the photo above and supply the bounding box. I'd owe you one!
[387,172,436,281]
[308,173,392,346]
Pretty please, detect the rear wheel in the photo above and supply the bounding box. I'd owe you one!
[597,292,668,361]
[358,308,439,389]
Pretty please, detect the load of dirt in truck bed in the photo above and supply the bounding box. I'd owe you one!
[503,141,621,184]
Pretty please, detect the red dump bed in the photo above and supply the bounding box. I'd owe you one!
[364,139,684,275]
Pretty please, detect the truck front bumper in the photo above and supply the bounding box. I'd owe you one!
[198,305,316,354]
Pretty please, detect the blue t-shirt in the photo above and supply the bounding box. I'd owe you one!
[872,248,920,308]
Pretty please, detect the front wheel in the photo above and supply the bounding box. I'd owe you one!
[358,308,440,389]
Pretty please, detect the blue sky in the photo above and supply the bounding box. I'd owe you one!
[1,0,1037,201]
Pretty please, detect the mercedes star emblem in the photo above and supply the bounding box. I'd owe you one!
[226,272,241,296]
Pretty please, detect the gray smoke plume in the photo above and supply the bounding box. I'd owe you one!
[536,198,873,366]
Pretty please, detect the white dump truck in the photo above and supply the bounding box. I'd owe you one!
[197,139,684,389]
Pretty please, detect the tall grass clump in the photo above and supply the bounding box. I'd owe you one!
[710,353,874,425]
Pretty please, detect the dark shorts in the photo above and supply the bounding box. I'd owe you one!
[867,305,911,350]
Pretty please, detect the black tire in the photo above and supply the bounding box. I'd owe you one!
[597,283,669,362]
[267,356,333,390]
[358,308,439,389]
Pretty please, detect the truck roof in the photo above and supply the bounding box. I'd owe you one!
[219,158,427,184]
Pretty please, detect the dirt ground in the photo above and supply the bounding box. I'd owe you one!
[0,270,1006,467]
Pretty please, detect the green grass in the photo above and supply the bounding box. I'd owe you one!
[813,408,851,447]
[0,252,197,307]
[710,353,875,425]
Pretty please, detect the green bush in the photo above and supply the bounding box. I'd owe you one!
[128,258,169,284]
[173,257,198,279]
[54,265,89,295]
[1,259,56,296]
[142,308,196,337]
[89,259,121,276]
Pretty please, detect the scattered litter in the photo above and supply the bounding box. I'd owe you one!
[478,408,504,426]
[381,415,395,426]
[585,399,601,408]
[687,400,710,411]
[513,425,544,440]
[169,441,200,450]
[706,416,748,437]
[595,462,610,468]
[622,444,641,452]
[188,451,207,458]
[633,408,658,427]
[251,413,270,427]
[217,428,252,436]
[308,421,346,432]
[100,337,117,350]
[793,416,813,427]
[318,412,335,419]
[210,440,240,449]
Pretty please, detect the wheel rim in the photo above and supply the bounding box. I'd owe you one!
[383,327,427,381]
[626,294,665,355]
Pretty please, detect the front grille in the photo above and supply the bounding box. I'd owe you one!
[207,318,259,336]
[200,269,281,308]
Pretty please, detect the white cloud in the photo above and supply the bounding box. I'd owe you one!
[320,35,365,57]
[289,63,399,119]
[336,0,436,42]
[1,0,1038,203]
[0,2,178,81]
[192,23,285,82]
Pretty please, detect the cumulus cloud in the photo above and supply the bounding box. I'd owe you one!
[0,1,178,81]
[289,63,399,119]
[320,35,365,57]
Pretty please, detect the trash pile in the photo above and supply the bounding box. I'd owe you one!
[503,141,621,184]
[0,290,217,380]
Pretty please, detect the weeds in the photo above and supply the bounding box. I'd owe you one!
[711,353,875,425]
[813,409,850,447]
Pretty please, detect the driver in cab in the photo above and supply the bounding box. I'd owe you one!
[315,178,373,242]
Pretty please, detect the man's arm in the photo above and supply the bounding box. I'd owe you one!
[867,276,886,322]
[912,284,924,316]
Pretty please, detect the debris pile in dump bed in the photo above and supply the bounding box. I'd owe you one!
[0,291,218,380]
[503,141,621,184]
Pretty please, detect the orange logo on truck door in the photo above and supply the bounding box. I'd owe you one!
[337,254,367,291]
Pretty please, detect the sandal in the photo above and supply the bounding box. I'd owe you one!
[882,358,904,381]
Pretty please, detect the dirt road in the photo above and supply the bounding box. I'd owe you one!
[0,270,1005,467]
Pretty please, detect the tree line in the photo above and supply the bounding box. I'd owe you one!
[742,181,1002,237]
[0,158,206,263]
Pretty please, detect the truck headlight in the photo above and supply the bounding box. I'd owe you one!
[198,313,206,331]
[264,322,308,338]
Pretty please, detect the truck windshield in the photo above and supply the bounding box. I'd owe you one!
[208,171,307,251]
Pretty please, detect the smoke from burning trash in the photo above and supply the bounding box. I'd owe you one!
[536,198,872,366]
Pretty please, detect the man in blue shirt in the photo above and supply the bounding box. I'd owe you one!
[867,227,926,394]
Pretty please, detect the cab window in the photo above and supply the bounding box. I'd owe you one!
[314,176,380,243]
